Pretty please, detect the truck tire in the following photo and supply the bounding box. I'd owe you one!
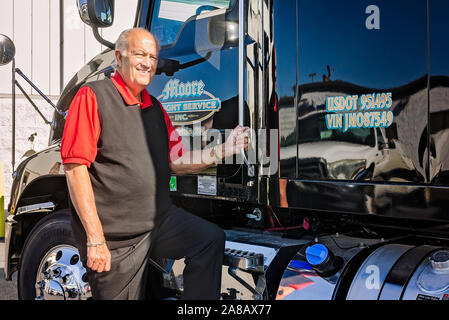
[17,210,91,300]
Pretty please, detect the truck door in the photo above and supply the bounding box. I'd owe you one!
[146,0,255,199]
[285,0,430,215]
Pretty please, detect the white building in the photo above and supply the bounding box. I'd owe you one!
[0,0,139,214]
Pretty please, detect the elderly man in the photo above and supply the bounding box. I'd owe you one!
[61,28,248,300]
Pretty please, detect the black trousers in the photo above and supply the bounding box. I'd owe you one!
[86,205,225,300]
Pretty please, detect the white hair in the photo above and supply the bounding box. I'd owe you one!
[115,28,160,58]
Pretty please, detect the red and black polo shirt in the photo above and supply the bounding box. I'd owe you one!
[61,72,185,250]
[61,72,185,167]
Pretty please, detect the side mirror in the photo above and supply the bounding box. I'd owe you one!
[208,16,238,48]
[385,123,398,140]
[0,34,16,66]
[378,142,389,150]
[77,0,114,28]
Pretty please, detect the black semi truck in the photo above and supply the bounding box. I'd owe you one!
[3,0,449,300]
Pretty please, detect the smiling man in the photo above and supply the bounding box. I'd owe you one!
[61,28,248,300]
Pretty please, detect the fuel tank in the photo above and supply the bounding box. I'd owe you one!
[277,235,449,300]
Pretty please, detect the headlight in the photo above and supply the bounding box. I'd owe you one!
[327,159,366,180]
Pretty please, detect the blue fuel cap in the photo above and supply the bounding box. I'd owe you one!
[306,244,329,266]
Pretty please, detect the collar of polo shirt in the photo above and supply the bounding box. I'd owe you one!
[111,71,153,109]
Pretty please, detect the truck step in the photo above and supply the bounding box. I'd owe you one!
[223,248,264,272]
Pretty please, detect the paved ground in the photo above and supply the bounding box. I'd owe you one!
[0,240,18,300]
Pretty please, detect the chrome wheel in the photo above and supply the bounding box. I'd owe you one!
[35,245,91,300]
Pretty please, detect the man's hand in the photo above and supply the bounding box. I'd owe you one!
[87,243,111,273]
[220,125,250,159]
[169,125,250,175]
[64,163,111,273]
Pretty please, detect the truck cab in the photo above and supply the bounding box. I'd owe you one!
[4,0,449,300]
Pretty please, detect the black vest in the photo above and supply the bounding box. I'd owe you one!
[70,78,171,250]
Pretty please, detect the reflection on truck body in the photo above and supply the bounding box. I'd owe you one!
[298,111,386,181]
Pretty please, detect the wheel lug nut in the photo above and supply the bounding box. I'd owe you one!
[53,268,61,277]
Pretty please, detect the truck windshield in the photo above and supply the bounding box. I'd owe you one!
[151,0,235,47]
[298,113,375,147]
